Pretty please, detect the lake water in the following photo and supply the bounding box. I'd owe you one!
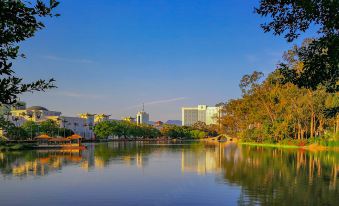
[0,142,338,206]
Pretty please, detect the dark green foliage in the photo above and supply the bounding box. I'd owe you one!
[94,120,161,139]
[256,0,339,92]
[94,120,212,140]
[0,0,59,105]
[2,119,73,140]
[160,124,210,139]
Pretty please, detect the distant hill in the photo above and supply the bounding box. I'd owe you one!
[165,120,182,126]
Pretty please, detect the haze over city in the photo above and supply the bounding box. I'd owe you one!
[16,0,315,121]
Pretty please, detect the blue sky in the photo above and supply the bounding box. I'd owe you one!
[16,0,313,121]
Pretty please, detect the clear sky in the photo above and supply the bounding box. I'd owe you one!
[16,0,313,121]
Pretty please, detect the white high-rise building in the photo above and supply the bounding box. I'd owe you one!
[136,111,149,125]
[182,105,220,126]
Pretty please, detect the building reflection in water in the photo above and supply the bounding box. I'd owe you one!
[0,142,337,205]
[0,149,83,177]
[181,142,241,175]
[0,142,338,191]
[0,143,150,177]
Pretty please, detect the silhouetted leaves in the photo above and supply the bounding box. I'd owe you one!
[0,0,59,105]
[256,0,339,93]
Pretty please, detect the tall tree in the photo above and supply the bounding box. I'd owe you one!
[0,0,60,105]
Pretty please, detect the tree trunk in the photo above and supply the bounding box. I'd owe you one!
[336,114,339,134]
[310,112,314,138]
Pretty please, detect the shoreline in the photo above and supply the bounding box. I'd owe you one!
[1,139,338,152]
[238,142,339,151]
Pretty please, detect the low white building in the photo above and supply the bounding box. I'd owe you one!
[9,106,95,139]
[58,116,94,139]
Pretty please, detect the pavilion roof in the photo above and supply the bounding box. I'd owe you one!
[67,134,83,139]
[35,134,51,139]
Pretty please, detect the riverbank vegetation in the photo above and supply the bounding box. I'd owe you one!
[93,120,161,139]
[93,120,218,140]
[225,1,337,147]
[217,1,339,147]
[218,41,338,147]
[0,118,73,140]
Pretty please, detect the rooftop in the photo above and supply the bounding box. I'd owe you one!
[27,106,48,111]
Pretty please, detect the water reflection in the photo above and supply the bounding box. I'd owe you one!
[0,142,338,205]
[0,149,83,177]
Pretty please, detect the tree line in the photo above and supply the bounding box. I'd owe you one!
[93,120,218,140]
[1,119,73,140]
[218,40,338,145]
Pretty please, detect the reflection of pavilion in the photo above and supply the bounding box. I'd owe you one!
[7,149,84,177]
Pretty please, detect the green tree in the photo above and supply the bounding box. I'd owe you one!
[21,120,38,139]
[220,67,335,143]
[93,121,116,139]
[0,0,60,105]
[255,0,339,93]
[94,120,161,139]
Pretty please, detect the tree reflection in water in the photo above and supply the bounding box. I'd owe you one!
[0,142,337,205]
[178,142,338,205]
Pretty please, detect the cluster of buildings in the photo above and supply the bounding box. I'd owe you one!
[1,102,110,139]
[0,101,221,139]
[0,102,155,139]
[123,109,150,125]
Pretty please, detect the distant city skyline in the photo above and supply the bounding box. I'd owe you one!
[16,0,316,121]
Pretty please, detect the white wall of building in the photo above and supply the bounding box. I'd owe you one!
[182,105,220,126]
[8,106,95,139]
[136,111,149,125]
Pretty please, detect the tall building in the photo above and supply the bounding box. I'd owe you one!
[136,111,149,125]
[182,105,220,126]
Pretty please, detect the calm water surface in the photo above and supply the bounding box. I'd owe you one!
[0,142,338,206]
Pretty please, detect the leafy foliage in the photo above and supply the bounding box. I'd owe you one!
[94,120,160,139]
[20,120,73,139]
[0,0,59,105]
[93,120,214,140]
[219,69,338,143]
[255,0,339,92]
[160,124,212,139]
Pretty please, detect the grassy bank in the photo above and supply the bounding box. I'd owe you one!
[239,142,300,149]
[239,141,339,151]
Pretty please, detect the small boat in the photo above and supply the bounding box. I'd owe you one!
[35,134,86,149]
